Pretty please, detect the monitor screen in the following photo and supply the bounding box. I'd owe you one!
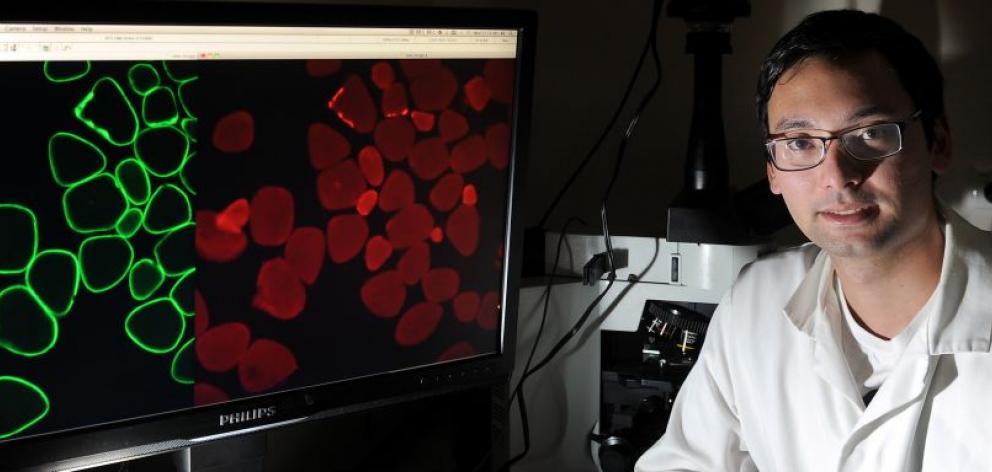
[0,4,530,467]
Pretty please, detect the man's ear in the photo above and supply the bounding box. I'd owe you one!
[930,113,952,174]
[767,162,782,195]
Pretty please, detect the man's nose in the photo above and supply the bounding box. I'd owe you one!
[817,138,866,190]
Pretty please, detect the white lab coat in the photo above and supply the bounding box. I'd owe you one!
[635,210,992,472]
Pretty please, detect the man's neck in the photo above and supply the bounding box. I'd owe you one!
[831,213,945,340]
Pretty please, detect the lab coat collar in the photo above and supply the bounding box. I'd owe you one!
[782,208,992,355]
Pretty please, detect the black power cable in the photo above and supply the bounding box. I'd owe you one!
[495,1,666,469]
[536,0,666,230]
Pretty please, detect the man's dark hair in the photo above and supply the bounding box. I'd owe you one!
[756,10,944,147]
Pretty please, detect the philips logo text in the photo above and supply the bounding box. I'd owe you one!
[219,406,277,426]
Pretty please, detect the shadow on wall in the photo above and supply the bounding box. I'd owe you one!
[895,0,992,230]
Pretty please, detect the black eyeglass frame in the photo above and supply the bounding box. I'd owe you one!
[764,109,923,172]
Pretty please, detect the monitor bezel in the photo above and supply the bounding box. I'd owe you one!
[0,2,534,470]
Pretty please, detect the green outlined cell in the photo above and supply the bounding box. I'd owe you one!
[115,207,144,239]
[0,286,58,358]
[124,297,186,354]
[63,173,128,234]
[0,376,50,440]
[169,269,195,316]
[26,249,80,318]
[127,63,160,96]
[143,184,191,235]
[78,235,134,293]
[134,126,190,178]
[179,152,196,196]
[74,76,139,147]
[142,86,179,128]
[129,258,165,301]
[0,204,38,275]
[44,61,91,83]
[154,223,194,277]
[177,78,197,118]
[115,158,151,205]
[170,338,194,385]
[180,117,197,143]
[48,132,107,187]
[163,61,198,84]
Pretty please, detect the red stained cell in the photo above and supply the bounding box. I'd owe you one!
[358,146,384,186]
[216,198,250,234]
[212,110,254,153]
[239,339,299,394]
[194,382,229,406]
[437,341,477,362]
[328,74,377,133]
[484,59,515,104]
[439,110,468,143]
[462,184,478,206]
[410,111,435,132]
[373,117,416,162]
[356,189,379,216]
[397,241,430,285]
[395,302,443,347]
[371,61,395,90]
[379,169,415,213]
[306,59,342,77]
[478,290,500,330]
[429,173,464,212]
[451,134,487,174]
[252,258,306,320]
[360,270,406,318]
[464,76,492,112]
[196,210,248,263]
[194,289,209,337]
[382,82,409,118]
[421,267,460,303]
[386,204,434,249]
[308,123,351,171]
[284,227,325,285]
[409,137,450,181]
[453,291,480,323]
[249,186,295,246]
[365,235,393,272]
[399,59,441,80]
[326,214,369,263]
[410,67,458,112]
[317,159,367,211]
[447,204,480,257]
[196,322,251,373]
[430,227,444,243]
[486,123,511,170]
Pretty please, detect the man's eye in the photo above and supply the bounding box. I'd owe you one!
[785,139,817,152]
[858,127,881,140]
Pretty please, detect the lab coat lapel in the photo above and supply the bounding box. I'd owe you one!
[786,252,864,409]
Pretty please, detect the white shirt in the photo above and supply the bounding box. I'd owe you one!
[635,209,992,472]
[836,275,931,399]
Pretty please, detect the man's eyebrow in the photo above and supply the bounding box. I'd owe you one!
[771,105,897,133]
[845,105,894,122]
[772,117,814,132]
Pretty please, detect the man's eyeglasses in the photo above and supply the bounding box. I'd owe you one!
[765,110,922,172]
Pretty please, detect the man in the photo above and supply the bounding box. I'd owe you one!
[635,9,992,472]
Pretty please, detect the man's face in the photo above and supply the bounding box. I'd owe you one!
[766,51,950,259]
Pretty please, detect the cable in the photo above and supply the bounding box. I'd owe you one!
[494,2,666,469]
[600,0,664,278]
[536,0,665,230]
[498,279,617,472]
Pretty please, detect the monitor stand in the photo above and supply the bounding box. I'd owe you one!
[172,448,191,472]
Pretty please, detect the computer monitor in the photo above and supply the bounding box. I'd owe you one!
[0,2,534,470]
